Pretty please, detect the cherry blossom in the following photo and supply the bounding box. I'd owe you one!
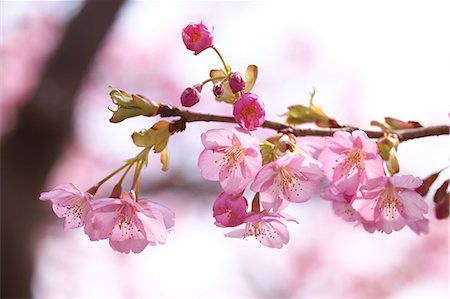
[39,183,93,230]
[352,175,429,234]
[232,92,265,131]
[84,192,175,254]
[182,21,214,55]
[213,192,247,227]
[225,212,298,248]
[180,86,201,107]
[198,128,262,194]
[251,154,322,211]
[318,130,384,196]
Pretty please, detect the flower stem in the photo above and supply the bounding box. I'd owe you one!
[201,76,227,86]
[212,46,230,73]
[96,163,129,188]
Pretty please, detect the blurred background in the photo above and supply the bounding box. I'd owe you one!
[1,1,449,298]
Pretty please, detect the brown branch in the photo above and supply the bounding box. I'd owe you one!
[157,104,449,142]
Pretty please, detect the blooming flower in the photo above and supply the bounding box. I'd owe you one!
[233,92,265,131]
[229,72,246,94]
[251,154,322,211]
[84,192,175,254]
[318,130,384,196]
[225,212,298,248]
[180,86,201,107]
[182,21,214,55]
[352,175,429,234]
[213,192,247,227]
[198,128,262,194]
[39,183,93,230]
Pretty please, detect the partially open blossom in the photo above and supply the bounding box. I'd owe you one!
[198,128,262,194]
[182,21,214,55]
[213,192,247,227]
[352,175,429,234]
[318,130,384,196]
[251,154,322,211]
[225,212,298,248]
[213,83,224,97]
[180,86,201,107]
[39,183,93,230]
[229,72,246,94]
[84,192,175,254]
[233,92,265,131]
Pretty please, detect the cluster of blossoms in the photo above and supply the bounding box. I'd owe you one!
[39,21,445,254]
[181,21,265,131]
[40,150,175,254]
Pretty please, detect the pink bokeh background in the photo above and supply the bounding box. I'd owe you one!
[2,1,449,298]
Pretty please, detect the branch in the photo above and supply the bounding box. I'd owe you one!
[157,104,449,142]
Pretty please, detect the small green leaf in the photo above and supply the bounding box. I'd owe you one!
[384,117,423,130]
[244,65,258,92]
[131,121,170,153]
[109,87,159,123]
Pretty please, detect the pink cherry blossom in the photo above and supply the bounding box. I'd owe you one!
[213,192,247,227]
[39,183,93,230]
[84,192,175,254]
[182,21,214,55]
[318,130,384,196]
[251,154,322,212]
[229,72,246,94]
[225,212,298,248]
[352,175,429,234]
[233,92,265,131]
[198,128,262,194]
[296,136,326,159]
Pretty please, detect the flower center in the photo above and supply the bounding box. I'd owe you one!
[243,221,278,241]
[190,31,202,42]
[335,147,366,174]
[379,187,403,218]
[275,167,303,198]
[240,105,258,121]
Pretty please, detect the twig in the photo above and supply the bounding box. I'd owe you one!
[157,104,449,142]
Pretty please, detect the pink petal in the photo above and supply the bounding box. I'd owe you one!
[351,130,378,158]
[398,190,428,220]
[84,210,119,241]
[201,129,230,149]
[390,175,423,189]
[198,150,223,181]
[363,156,385,179]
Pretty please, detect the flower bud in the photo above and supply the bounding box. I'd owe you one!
[182,21,214,55]
[229,72,246,94]
[213,83,224,97]
[180,87,201,107]
[109,87,159,123]
[233,92,265,131]
[213,192,247,228]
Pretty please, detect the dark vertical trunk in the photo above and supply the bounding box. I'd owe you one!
[1,0,125,297]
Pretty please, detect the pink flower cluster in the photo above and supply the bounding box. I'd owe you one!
[40,185,175,254]
[317,131,429,234]
[198,127,322,248]
[180,21,266,132]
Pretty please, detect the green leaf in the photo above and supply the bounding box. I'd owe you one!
[131,121,170,153]
[109,87,159,123]
[244,65,258,92]
[384,117,423,130]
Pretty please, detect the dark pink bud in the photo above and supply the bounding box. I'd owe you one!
[213,83,224,97]
[180,87,201,107]
[229,72,246,94]
[213,192,247,227]
[182,21,214,55]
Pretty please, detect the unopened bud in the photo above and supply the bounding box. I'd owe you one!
[213,83,224,97]
[180,87,201,107]
[229,72,246,94]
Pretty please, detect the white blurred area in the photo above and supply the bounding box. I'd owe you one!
[4,1,449,298]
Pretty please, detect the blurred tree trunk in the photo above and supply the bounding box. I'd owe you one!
[1,0,125,297]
